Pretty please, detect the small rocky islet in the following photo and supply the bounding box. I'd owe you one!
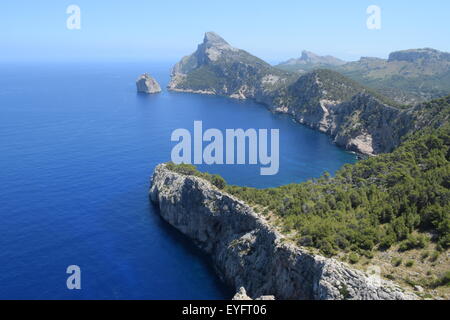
[136,73,162,94]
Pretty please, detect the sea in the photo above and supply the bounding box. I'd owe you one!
[0,61,356,299]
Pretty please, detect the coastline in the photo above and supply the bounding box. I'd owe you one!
[149,163,417,300]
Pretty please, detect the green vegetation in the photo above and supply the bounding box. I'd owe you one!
[225,123,449,256]
[339,284,351,300]
[405,260,415,267]
[348,252,359,264]
[398,234,428,252]
[392,258,403,267]
[274,69,403,110]
[165,162,226,190]
[435,271,450,287]
[165,112,449,259]
[275,49,450,105]
[430,251,440,262]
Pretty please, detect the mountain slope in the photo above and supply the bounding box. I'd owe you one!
[168,33,449,155]
[335,48,450,104]
[275,48,450,105]
[169,32,296,103]
[225,118,450,299]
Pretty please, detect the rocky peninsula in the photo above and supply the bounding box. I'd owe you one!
[150,164,417,300]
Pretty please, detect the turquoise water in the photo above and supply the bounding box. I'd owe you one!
[0,61,356,299]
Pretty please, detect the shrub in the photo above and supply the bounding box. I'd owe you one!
[437,271,450,287]
[430,251,440,262]
[421,251,430,260]
[211,174,226,189]
[398,234,428,252]
[405,260,415,267]
[392,257,403,267]
[348,252,359,264]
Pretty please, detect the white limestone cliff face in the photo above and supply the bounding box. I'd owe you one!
[276,93,407,155]
[149,164,417,300]
[136,73,162,94]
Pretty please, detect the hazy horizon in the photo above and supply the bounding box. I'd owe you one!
[2,0,450,63]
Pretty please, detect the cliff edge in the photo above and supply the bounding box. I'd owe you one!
[149,164,417,300]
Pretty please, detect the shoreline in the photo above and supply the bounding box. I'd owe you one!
[149,163,417,300]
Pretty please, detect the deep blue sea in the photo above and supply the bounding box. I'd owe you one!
[0,61,356,299]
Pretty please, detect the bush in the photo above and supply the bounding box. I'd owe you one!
[392,257,402,267]
[165,162,227,189]
[405,260,415,267]
[437,271,450,287]
[430,251,440,262]
[348,252,359,264]
[421,251,430,260]
[398,235,428,252]
[211,174,226,189]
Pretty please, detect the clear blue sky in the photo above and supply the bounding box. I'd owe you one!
[1,0,449,63]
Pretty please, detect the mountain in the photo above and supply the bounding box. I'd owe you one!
[168,32,296,103]
[276,50,346,73]
[168,33,449,155]
[272,71,449,154]
[335,48,450,104]
[275,48,450,105]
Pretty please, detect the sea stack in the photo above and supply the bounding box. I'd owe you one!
[136,73,162,94]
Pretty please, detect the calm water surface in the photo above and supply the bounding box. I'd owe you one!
[0,62,356,299]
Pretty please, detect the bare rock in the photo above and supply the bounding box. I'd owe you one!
[136,73,161,94]
[149,164,418,300]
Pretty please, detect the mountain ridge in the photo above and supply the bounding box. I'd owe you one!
[276,50,346,72]
[276,47,450,104]
[167,32,449,155]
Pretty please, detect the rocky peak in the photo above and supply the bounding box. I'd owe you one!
[194,32,236,63]
[203,32,229,46]
[388,48,450,63]
[300,50,320,61]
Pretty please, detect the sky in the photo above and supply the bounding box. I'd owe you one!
[1,0,449,63]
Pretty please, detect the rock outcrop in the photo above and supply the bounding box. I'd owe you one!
[136,73,162,94]
[232,287,275,300]
[150,164,417,300]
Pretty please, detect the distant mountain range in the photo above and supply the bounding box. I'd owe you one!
[276,48,450,105]
[276,51,346,72]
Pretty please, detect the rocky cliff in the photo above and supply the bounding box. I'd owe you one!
[149,164,417,300]
[136,73,162,94]
[168,33,450,156]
